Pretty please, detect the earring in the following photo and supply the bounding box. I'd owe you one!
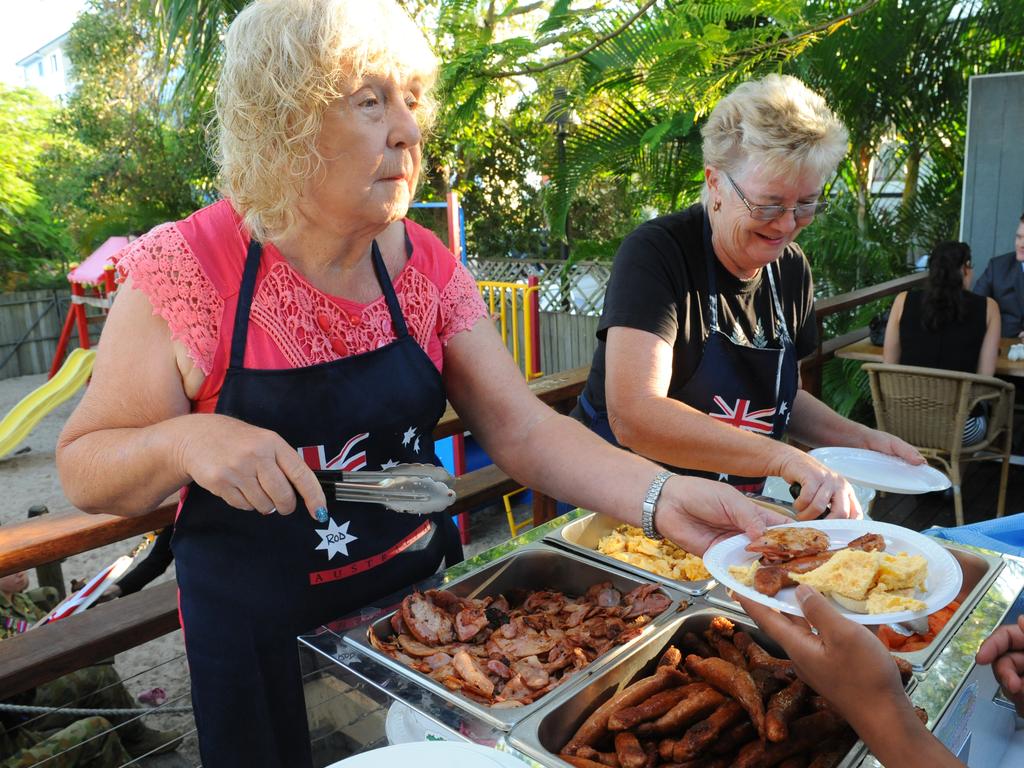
[712,200,722,212]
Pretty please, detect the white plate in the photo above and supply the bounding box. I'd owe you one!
[702,520,963,625]
[809,447,951,494]
[327,741,523,768]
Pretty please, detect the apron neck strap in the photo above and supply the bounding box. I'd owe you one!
[229,239,264,370]
[372,239,409,339]
[702,210,790,343]
[229,232,413,370]
[702,212,721,332]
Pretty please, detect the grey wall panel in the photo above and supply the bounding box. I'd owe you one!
[961,72,1024,281]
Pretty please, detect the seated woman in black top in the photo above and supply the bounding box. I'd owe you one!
[883,240,1001,445]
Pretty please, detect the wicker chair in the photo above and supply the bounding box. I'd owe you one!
[863,363,1015,526]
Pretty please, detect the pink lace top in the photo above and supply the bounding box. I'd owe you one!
[115,200,486,414]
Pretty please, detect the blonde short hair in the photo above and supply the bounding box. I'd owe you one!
[214,0,438,241]
[700,74,848,204]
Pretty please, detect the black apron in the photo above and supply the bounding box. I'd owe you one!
[674,214,799,491]
[577,214,798,493]
[172,235,461,767]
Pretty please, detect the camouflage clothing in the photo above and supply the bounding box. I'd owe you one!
[0,590,166,763]
[1,716,130,767]
[0,588,55,641]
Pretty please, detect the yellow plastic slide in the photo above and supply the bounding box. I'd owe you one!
[0,347,95,459]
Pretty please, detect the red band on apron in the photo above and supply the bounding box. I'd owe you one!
[307,521,432,585]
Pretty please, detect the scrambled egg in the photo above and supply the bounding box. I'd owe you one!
[790,549,929,615]
[728,560,760,586]
[597,524,711,581]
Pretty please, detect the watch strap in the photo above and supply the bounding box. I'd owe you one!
[641,470,673,541]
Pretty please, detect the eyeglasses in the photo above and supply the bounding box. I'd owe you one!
[724,173,829,222]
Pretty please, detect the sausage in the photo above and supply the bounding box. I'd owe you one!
[713,637,747,669]
[708,720,757,757]
[680,631,713,658]
[562,666,687,754]
[635,684,723,737]
[672,700,745,762]
[807,733,858,768]
[733,710,849,768]
[614,732,646,768]
[893,655,914,684]
[608,685,695,731]
[753,553,834,596]
[734,632,795,680]
[766,678,809,742]
[658,645,683,669]
[684,654,766,739]
[575,747,620,767]
[560,756,614,768]
[751,666,786,701]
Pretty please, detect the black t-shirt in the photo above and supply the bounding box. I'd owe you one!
[898,289,987,373]
[582,203,818,413]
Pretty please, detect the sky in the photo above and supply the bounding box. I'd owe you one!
[0,0,87,86]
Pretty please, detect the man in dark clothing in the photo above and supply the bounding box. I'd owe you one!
[973,212,1024,338]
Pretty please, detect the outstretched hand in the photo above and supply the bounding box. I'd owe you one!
[864,428,925,466]
[778,452,862,521]
[175,413,327,521]
[976,614,1024,717]
[655,476,790,556]
[736,586,907,732]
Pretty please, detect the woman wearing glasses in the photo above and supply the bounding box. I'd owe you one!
[573,74,922,519]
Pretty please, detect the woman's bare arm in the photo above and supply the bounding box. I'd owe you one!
[442,319,788,555]
[57,280,324,518]
[600,326,858,519]
[977,298,1001,377]
[882,292,906,364]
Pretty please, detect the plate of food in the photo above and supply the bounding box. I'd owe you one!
[703,520,962,625]
[808,447,950,494]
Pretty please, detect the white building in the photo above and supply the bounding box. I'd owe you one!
[15,32,72,101]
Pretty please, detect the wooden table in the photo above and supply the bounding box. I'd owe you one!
[835,336,1024,378]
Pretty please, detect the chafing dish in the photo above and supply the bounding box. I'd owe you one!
[342,543,687,730]
[545,512,716,596]
[508,606,885,768]
[704,540,1002,671]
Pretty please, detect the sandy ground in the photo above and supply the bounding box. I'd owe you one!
[0,372,516,767]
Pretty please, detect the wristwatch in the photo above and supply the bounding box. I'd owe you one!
[641,470,673,541]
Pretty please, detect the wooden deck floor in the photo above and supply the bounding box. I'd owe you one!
[869,459,1024,532]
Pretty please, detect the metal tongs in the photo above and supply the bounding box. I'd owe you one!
[315,463,457,515]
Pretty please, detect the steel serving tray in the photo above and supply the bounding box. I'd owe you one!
[705,540,1002,672]
[342,542,688,731]
[508,606,880,768]
[544,511,716,596]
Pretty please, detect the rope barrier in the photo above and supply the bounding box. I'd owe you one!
[0,701,193,715]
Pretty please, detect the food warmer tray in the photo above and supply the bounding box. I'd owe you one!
[342,542,688,731]
[703,540,1003,671]
[507,606,909,768]
[544,511,716,596]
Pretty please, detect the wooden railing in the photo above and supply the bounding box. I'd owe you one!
[0,366,588,697]
[799,272,926,398]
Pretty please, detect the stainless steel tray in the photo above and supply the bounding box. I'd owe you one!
[704,540,1003,672]
[508,606,873,768]
[544,511,716,596]
[342,542,687,731]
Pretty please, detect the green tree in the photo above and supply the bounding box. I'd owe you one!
[0,86,73,289]
[37,0,215,253]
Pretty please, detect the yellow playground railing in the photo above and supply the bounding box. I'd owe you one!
[477,278,542,381]
[476,277,543,536]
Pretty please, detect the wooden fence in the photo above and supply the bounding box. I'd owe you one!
[539,311,599,375]
[0,289,108,381]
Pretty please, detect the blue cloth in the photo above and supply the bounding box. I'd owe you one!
[925,512,1024,558]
